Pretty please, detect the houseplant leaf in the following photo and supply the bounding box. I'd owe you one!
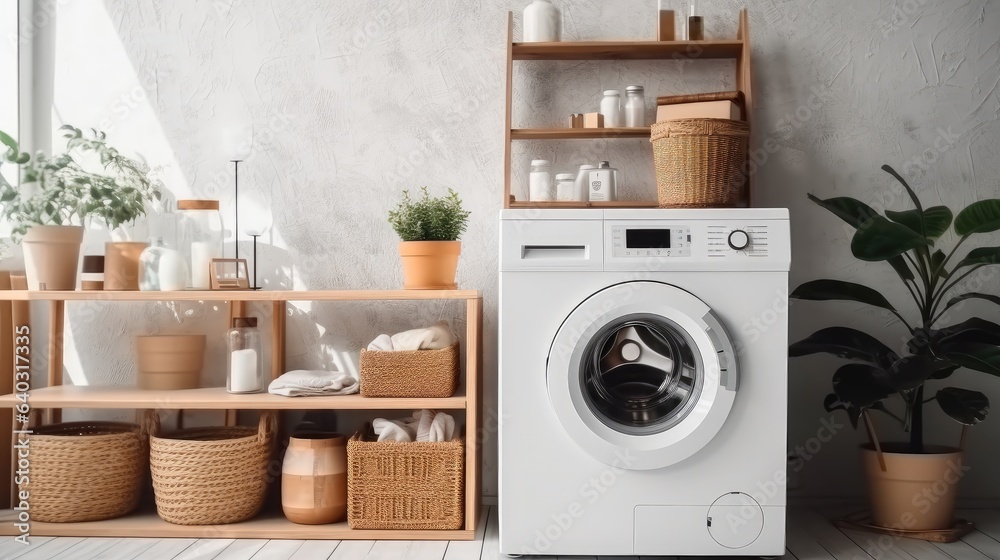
[791,279,899,315]
[807,194,879,227]
[873,355,938,392]
[945,293,1000,312]
[943,343,1000,376]
[953,247,1000,270]
[851,216,930,262]
[881,164,924,215]
[832,363,893,408]
[789,327,899,369]
[954,200,1000,236]
[886,206,953,239]
[936,318,1000,346]
[824,393,862,429]
[936,387,989,425]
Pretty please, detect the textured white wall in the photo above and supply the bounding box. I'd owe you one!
[18,0,1000,503]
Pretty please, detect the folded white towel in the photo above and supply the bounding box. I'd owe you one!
[372,410,456,443]
[268,370,359,397]
[366,321,457,351]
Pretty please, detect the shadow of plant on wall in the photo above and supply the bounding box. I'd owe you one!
[789,164,1000,454]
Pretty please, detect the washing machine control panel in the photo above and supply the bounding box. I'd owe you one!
[610,225,691,258]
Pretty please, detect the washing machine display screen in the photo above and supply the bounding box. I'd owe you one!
[626,229,671,249]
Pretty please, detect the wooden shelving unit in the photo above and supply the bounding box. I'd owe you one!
[0,289,483,541]
[502,9,754,208]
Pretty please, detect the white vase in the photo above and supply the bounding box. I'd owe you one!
[523,0,562,42]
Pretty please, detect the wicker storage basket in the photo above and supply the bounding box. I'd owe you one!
[23,419,148,523]
[651,118,750,208]
[150,412,276,525]
[347,428,464,530]
[359,342,459,398]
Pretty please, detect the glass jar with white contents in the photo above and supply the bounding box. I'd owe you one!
[555,173,576,201]
[624,85,646,127]
[227,317,264,394]
[177,200,223,289]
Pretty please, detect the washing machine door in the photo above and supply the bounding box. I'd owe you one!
[547,281,738,470]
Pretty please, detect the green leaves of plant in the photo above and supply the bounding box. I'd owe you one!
[954,247,1000,270]
[806,194,877,227]
[789,327,899,369]
[791,279,898,314]
[955,200,1000,236]
[886,206,953,239]
[388,187,470,242]
[832,363,893,408]
[936,387,989,425]
[851,215,930,261]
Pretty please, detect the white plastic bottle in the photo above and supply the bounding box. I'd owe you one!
[574,164,596,201]
[600,90,623,128]
[523,0,562,42]
[589,161,619,202]
[529,159,554,201]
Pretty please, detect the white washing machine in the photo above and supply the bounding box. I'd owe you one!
[498,208,790,557]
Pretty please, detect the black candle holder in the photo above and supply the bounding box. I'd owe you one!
[250,233,262,290]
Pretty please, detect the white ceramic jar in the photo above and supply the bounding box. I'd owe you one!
[600,90,623,128]
[574,164,596,201]
[529,159,554,201]
[523,0,562,42]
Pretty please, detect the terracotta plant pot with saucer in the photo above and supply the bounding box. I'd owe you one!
[22,225,85,291]
[388,187,470,290]
[861,443,964,532]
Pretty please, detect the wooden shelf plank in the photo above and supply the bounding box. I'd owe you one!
[0,509,475,540]
[511,127,650,140]
[0,289,481,302]
[508,200,658,209]
[512,40,743,60]
[0,386,466,410]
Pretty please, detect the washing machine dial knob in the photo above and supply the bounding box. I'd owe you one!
[728,229,750,251]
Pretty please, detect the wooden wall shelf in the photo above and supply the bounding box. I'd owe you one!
[502,9,754,208]
[511,127,650,140]
[508,200,658,209]
[0,289,484,540]
[512,40,744,60]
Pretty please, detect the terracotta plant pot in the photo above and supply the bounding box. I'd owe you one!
[135,335,206,390]
[22,225,85,291]
[861,443,964,531]
[105,242,149,291]
[282,432,347,524]
[399,241,461,290]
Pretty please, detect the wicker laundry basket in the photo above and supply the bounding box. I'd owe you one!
[149,412,276,525]
[359,342,460,398]
[23,418,149,522]
[347,427,464,530]
[651,118,750,207]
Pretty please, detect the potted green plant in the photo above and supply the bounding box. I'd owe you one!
[388,187,470,290]
[790,164,998,532]
[0,126,161,290]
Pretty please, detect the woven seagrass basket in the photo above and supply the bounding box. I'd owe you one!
[359,342,459,398]
[651,118,750,207]
[149,411,276,525]
[23,419,148,523]
[347,427,464,530]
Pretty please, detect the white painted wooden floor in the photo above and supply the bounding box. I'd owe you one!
[2,507,1000,559]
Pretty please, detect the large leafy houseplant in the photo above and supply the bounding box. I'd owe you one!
[790,165,996,454]
[388,187,470,290]
[0,125,162,242]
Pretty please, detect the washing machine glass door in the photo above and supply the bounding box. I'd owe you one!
[547,281,738,470]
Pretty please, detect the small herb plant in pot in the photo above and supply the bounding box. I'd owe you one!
[790,164,998,532]
[388,187,470,290]
[0,126,161,290]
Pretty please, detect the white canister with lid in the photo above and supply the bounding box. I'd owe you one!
[555,173,576,201]
[624,85,646,127]
[589,161,619,202]
[529,159,554,201]
[523,0,562,42]
[600,90,623,128]
[574,165,596,201]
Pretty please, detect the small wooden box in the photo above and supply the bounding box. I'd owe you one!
[583,112,604,128]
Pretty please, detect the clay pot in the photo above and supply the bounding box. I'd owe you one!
[135,335,206,390]
[22,225,85,291]
[861,443,964,531]
[282,432,347,524]
[399,241,461,290]
[105,242,149,291]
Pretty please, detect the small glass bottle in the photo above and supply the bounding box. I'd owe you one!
[177,199,224,290]
[600,90,623,128]
[687,0,704,40]
[624,86,646,127]
[657,0,680,41]
[529,159,554,201]
[555,173,576,201]
[139,237,189,292]
[227,317,264,394]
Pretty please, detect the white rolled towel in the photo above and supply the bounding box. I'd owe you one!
[373,418,415,442]
[366,321,457,351]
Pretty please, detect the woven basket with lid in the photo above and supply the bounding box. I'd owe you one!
[651,118,750,207]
